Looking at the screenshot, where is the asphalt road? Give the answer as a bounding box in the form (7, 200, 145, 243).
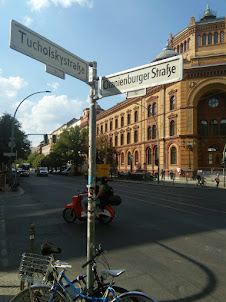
(1, 172, 226, 302)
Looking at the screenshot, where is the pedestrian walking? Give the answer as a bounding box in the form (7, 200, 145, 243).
(161, 169, 164, 180)
(170, 170, 174, 180)
(215, 173, 220, 188)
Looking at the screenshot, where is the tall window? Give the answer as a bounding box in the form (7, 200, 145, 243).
(97, 127, 99, 135)
(220, 31, 224, 43)
(115, 119, 118, 129)
(148, 104, 152, 117)
(180, 43, 183, 53)
(121, 116, 124, 127)
(121, 134, 124, 145)
(127, 114, 131, 125)
(170, 120, 175, 136)
(171, 147, 177, 165)
(152, 125, 156, 139)
(202, 34, 206, 45)
(208, 33, 212, 44)
(134, 130, 138, 143)
(209, 119, 218, 136)
(135, 151, 139, 165)
(110, 121, 112, 131)
(134, 111, 138, 122)
(170, 96, 175, 110)
(214, 32, 218, 44)
(115, 135, 118, 146)
(153, 103, 157, 115)
(199, 120, 208, 136)
(101, 125, 103, 134)
(197, 35, 201, 46)
(128, 152, 131, 165)
(184, 40, 187, 51)
(147, 148, 152, 165)
(105, 123, 108, 132)
(121, 153, 124, 165)
(220, 119, 226, 135)
(148, 126, 152, 140)
(188, 38, 191, 49)
(127, 132, 131, 144)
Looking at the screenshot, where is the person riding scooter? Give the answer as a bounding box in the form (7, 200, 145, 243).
(95, 175, 109, 208)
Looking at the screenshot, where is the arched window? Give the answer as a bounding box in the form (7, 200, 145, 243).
(134, 111, 138, 122)
(115, 135, 118, 146)
(202, 34, 206, 45)
(180, 43, 183, 53)
(220, 119, 226, 135)
(135, 151, 139, 165)
(197, 35, 201, 46)
(134, 130, 138, 143)
(199, 120, 208, 136)
(127, 114, 131, 125)
(184, 40, 187, 51)
(152, 125, 156, 139)
(188, 38, 191, 49)
(148, 104, 152, 117)
(220, 31, 224, 43)
(154, 147, 158, 163)
(147, 148, 152, 165)
(148, 126, 152, 140)
(105, 123, 108, 132)
(170, 96, 175, 110)
(121, 116, 124, 127)
(101, 125, 103, 134)
(171, 147, 177, 165)
(153, 103, 157, 115)
(127, 132, 131, 144)
(209, 119, 218, 136)
(121, 134, 124, 145)
(128, 152, 131, 165)
(121, 153, 124, 165)
(214, 32, 218, 44)
(208, 33, 212, 44)
(177, 45, 179, 53)
(110, 121, 112, 131)
(115, 119, 118, 129)
(170, 120, 175, 136)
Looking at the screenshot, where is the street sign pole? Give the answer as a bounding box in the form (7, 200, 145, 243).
(87, 61, 98, 294)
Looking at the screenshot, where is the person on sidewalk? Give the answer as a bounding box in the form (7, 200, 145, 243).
(215, 174, 220, 188)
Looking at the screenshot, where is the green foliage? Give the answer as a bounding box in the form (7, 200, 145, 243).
(96, 134, 117, 167)
(0, 113, 31, 168)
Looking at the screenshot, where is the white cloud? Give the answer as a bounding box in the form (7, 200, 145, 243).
(47, 82, 59, 91)
(27, 0, 93, 11)
(22, 16, 33, 27)
(0, 73, 28, 114)
(18, 94, 85, 147)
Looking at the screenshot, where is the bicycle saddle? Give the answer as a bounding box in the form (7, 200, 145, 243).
(101, 269, 125, 277)
(40, 242, 61, 256)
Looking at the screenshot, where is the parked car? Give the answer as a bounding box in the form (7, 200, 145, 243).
(37, 167, 48, 176)
(19, 169, 29, 177)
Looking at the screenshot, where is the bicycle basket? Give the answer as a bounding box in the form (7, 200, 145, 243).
(19, 253, 52, 284)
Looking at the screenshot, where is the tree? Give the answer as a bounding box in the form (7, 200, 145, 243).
(96, 134, 117, 167)
(0, 113, 31, 168)
(52, 126, 89, 173)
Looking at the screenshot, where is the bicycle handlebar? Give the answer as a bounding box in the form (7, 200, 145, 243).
(82, 244, 104, 268)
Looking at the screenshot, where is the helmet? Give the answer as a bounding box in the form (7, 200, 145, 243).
(100, 176, 108, 184)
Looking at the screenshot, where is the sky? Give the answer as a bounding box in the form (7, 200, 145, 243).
(0, 0, 226, 148)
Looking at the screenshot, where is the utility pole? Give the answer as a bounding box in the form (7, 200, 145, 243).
(87, 61, 98, 294)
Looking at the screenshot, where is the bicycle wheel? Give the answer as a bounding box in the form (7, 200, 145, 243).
(10, 285, 67, 302)
(113, 291, 158, 302)
(94, 284, 128, 298)
(20, 280, 33, 291)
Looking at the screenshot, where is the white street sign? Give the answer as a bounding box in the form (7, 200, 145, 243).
(100, 55, 183, 98)
(45, 65, 65, 79)
(10, 20, 89, 83)
(127, 88, 147, 99)
(4, 152, 16, 157)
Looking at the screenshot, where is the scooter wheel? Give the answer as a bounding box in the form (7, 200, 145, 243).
(63, 208, 77, 223)
(99, 216, 113, 224)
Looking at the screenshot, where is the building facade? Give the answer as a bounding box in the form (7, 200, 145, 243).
(81, 6, 226, 177)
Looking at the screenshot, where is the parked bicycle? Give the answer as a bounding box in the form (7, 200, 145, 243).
(19, 243, 128, 297)
(12, 244, 158, 302)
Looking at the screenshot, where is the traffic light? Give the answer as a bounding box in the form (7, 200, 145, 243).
(155, 159, 159, 166)
(43, 134, 48, 145)
(52, 135, 57, 143)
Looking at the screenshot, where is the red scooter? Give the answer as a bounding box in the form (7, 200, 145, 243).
(63, 192, 115, 224)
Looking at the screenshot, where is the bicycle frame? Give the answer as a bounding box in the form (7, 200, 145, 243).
(51, 270, 119, 302)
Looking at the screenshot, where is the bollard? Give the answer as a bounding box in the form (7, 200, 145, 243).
(29, 224, 36, 253)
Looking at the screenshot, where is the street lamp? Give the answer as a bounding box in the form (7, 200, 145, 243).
(182, 140, 197, 170)
(10, 90, 51, 154)
(135, 102, 160, 183)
